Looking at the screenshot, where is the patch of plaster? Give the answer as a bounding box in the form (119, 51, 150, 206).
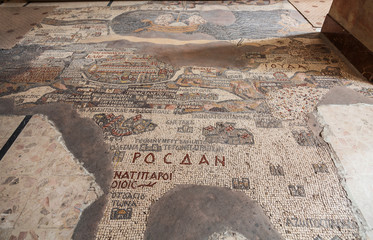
(317, 86, 373, 106)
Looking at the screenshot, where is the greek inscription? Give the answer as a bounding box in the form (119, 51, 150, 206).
(166, 120, 195, 125)
(112, 200, 137, 208)
(264, 63, 307, 70)
(286, 217, 358, 229)
(255, 117, 282, 128)
(311, 76, 342, 89)
(129, 152, 226, 166)
(113, 171, 173, 181)
(139, 144, 162, 151)
(177, 125, 194, 133)
(111, 192, 146, 200)
(111, 170, 173, 189)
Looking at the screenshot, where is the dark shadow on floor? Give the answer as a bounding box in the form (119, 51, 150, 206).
(0, 98, 113, 240)
(145, 185, 284, 240)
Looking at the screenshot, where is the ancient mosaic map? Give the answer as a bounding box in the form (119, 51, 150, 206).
(1, 1, 372, 240)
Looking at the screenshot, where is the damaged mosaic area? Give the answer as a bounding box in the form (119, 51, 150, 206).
(1, 1, 373, 240)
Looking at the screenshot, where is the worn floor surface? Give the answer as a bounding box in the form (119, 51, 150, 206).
(0, 1, 372, 240)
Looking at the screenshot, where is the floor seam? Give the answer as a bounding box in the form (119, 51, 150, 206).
(0, 115, 32, 161)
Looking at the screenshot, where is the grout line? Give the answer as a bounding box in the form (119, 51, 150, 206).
(23, 1, 30, 7)
(286, 0, 319, 28)
(0, 115, 32, 161)
(107, 0, 113, 7)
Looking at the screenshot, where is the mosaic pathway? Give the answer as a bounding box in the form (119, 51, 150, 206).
(0, 1, 372, 240)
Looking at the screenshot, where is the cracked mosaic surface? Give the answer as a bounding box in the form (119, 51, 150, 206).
(0, 1, 373, 239)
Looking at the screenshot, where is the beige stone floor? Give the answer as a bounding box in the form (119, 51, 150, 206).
(0, 115, 24, 148)
(317, 104, 373, 240)
(0, 115, 102, 240)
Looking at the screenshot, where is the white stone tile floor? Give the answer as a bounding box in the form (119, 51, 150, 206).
(317, 103, 373, 240)
(0, 115, 102, 240)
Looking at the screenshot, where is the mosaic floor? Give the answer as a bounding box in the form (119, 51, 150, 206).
(0, 1, 372, 240)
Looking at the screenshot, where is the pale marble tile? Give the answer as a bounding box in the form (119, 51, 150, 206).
(345, 176, 373, 227)
(0, 114, 102, 239)
(0, 136, 56, 176)
(0, 229, 12, 240)
(0, 176, 37, 229)
(14, 175, 97, 230)
(367, 229, 373, 240)
(317, 103, 373, 237)
(0, 128, 8, 138)
(6, 228, 75, 240)
(18, 115, 59, 139)
(46, 152, 88, 177)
